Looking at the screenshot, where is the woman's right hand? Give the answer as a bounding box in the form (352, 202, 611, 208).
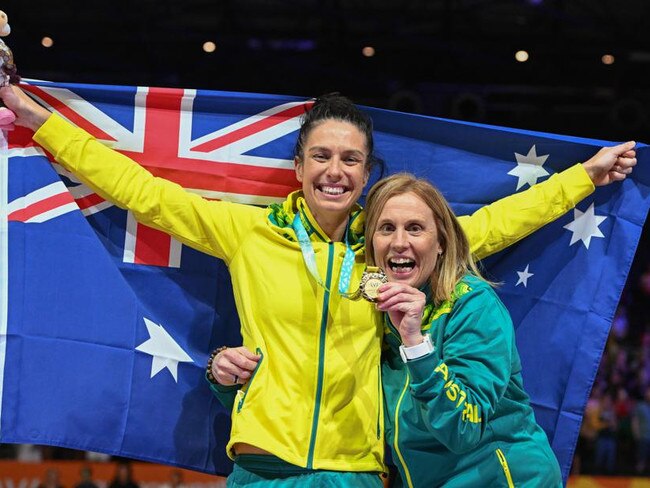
(211, 346, 260, 386)
(376, 282, 427, 347)
(0, 84, 51, 131)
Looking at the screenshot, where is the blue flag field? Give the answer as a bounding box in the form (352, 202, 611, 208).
(0, 80, 649, 480)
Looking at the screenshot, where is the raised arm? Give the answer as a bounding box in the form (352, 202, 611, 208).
(1, 85, 261, 261)
(459, 142, 637, 260)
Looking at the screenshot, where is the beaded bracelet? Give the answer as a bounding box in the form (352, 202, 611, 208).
(206, 346, 228, 385)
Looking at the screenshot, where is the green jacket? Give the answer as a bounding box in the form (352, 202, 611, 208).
(382, 276, 562, 487)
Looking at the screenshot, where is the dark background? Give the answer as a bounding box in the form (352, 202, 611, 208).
(3, 0, 650, 142)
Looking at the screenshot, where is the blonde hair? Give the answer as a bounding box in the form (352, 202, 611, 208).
(364, 173, 486, 305)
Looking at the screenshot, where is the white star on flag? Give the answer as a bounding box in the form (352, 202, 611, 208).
(508, 145, 550, 190)
(563, 203, 607, 249)
(516, 264, 534, 287)
(135, 317, 194, 382)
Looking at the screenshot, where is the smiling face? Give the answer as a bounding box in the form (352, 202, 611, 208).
(372, 192, 442, 288)
(294, 119, 369, 225)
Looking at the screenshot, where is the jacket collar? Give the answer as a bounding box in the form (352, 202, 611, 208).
(267, 190, 365, 250)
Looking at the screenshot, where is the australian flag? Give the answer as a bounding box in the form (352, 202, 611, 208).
(1, 80, 648, 480)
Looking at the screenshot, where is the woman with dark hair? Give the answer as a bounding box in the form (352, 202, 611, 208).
(108, 461, 140, 488)
(366, 173, 562, 487)
(0, 85, 634, 487)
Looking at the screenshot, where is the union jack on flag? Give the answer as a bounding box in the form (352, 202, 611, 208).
(0, 80, 649, 479)
(9, 82, 310, 266)
(1, 81, 313, 474)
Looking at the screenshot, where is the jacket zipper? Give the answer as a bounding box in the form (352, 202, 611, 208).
(236, 347, 264, 413)
(376, 364, 382, 440)
(495, 448, 515, 488)
(393, 373, 415, 488)
(306, 242, 334, 469)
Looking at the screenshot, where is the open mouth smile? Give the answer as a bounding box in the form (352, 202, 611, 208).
(387, 257, 416, 274)
(317, 184, 348, 196)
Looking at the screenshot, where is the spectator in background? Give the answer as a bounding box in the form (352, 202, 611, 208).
(614, 387, 635, 473)
(640, 332, 650, 390)
(633, 387, 650, 474)
(16, 443, 43, 461)
(163, 470, 184, 488)
(38, 469, 63, 488)
(75, 466, 99, 488)
(0, 443, 16, 459)
(594, 392, 618, 474)
(85, 450, 111, 462)
(42, 446, 85, 460)
(108, 461, 139, 488)
(609, 353, 626, 393)
(639, 263, 650, 297)
(611, 305, 630, 342)
(575, 385, 605, 474)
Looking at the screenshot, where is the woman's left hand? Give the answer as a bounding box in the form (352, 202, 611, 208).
(376, 282, 427, 346)
(582, 141, 637, 186)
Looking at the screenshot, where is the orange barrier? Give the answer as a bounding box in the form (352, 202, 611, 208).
(0, 461, 226, 486)
(3, 463, 649, 488)
(567, 476, 650, 487)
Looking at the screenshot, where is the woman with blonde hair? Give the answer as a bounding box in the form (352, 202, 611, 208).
(367, 173, 562, 487)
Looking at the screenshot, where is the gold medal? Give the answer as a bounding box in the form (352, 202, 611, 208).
(340, 266, 388, 302)
(358, 266, 388, 302)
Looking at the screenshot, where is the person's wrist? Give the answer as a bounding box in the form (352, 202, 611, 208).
(401, 333, 425, 347)
(399, 335, 435, 363)
(27, 107, 51, 132)
(206, 346, 228, 385)
(584, 166, 598, 184)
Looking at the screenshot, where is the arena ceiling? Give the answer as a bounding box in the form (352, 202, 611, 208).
(4, 0, 650, 138)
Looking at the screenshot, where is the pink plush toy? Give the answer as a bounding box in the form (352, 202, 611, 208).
(0, 10, 19, 126)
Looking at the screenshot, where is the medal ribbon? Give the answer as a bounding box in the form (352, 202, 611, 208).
(292, 213, 356, 295)
(338, 246, 357, 296)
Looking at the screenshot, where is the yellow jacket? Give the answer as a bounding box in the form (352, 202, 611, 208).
(34, 113, 594, 473)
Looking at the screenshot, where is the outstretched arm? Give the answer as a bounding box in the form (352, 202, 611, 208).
(460, 143, 637, 260)
(0, 84, 50, 130)
(0, 85, 261, 261)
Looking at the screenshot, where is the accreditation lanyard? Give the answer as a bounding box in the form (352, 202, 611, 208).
(292, 212, 356, 295)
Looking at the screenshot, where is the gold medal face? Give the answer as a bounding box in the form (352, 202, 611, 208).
(359, 267, 388, 302)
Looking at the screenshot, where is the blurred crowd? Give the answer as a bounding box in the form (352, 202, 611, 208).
(0, 458, 179, 488)
(0, 443, 111, 462)
(573, 226, 650, 476)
